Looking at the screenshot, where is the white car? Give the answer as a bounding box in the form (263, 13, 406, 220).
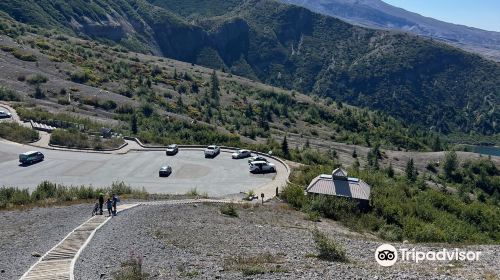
(204, 145, 220, 158)
(248, 156, 269, 164)
(232, 149, 252, 159)
(0, 110, 12, 119)
(249, 161, 276, 173)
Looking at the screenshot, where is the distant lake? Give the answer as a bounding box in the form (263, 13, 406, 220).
(466, 145, 500, 157)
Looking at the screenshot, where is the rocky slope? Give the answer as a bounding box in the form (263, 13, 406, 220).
(281, 0, 500, 61)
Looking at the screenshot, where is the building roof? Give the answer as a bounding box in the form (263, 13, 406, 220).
(306, 174, 371, 201)
(332, 167, 348, 177)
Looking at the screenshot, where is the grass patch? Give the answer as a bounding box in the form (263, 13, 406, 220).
(12, 49, 37, 61)
(0, 181, 148, 210)
(0, 122, 39, 143)
(225, 253, 286, 276)
(220, 203, 239, 217)
(26, 74, 48, 85)
(311, 228, 348, 262)
(113, 253, 149, 280)
(185, 187, 208, 198)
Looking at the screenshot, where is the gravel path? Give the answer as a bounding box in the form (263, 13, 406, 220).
(0, 203, 93, 279)
(75, 203, 499, 279)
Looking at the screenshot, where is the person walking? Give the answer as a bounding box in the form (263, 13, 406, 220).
(98, 193, 104, 215)
(106, 198, 113, 217)
(112, 194, 118, 216)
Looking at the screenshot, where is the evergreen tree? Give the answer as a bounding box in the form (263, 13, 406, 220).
(282, 135, 290, 159)
(210, 70, 220, 101)
(131, 113, 138, 134)
(432, 136, 442, 151)
(245, 103, 253, 118)
(443, 150, 459, 180)
(386, 161, 395, 178)
(176, 96, 184, 113)
(405, 158, 417, 182)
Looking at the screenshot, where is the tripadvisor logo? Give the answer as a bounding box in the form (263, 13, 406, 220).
(375, 244, 398, 267)
(375, 244, 482, 267)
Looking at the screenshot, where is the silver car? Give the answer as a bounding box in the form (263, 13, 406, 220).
(249, 161, 276, 173)
(232, 149, 252, 159)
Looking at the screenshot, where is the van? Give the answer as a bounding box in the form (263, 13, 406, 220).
(19, 151, 44, 164)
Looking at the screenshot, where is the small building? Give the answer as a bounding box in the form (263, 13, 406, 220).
(306, 168, 371, 208)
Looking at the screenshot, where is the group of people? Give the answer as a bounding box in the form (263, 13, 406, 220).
(93, 193, 119, 217)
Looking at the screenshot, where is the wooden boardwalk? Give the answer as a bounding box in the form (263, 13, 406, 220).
(20, 204, 138, 280)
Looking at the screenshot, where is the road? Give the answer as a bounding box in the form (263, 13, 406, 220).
(0, 140, 276, 196)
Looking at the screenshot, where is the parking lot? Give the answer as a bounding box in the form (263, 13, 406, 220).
(0, 141, 276, 196)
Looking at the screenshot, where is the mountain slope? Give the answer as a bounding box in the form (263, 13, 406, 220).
(280, 0, 500, 61)
(0, 0, 498, 135)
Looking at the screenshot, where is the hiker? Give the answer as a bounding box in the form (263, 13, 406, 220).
(106, 198, 113, 217)
(98, 193, 104, 215)
(92, 199, 99, 216)
(112, 194, 118, 216)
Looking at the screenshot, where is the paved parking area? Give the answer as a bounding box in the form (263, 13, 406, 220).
(0, 141, 275, 196)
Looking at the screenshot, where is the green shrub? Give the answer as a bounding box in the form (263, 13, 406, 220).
(311, 228, 347, 262)
(0, 122, 39, 143)
(0, 187, 31, 207)
(220, 203, 239, 217)
(280, 184, 306, 209)
(50, 129, 124, 150)
(26, 74, 48, 85)
(0, 181, 147, 210)
(0, 86, 21, 101)
(377, 224, 403, 242)
(70, 71, 90, 83)
(12, 49, 37, 61)
(31, 181, 57, 200)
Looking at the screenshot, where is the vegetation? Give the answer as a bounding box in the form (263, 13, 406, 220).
(282, 155, 500, 244)
(0, 0, 497, 136)
(0, 122, 38, 143)
(50, 129, 124, 150)
(0, 86, 21, 101)
(225, 253, 285, 276)
(311, 228, 348, 262)
(220, 203, 239, 217)
(0, 181, 148, 210)
(113, 253, 149, 280)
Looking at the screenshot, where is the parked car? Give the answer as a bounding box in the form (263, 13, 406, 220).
(0, 110, 12, 119)
(159, 166, 172, 177)
(166, 144, 179, 155)
(204, 145, 220, 158)
(232, 149, 252, 159)
(249, 161, 276, 173)
(248, 156, 269, 164)
(19, 151, 44, 165)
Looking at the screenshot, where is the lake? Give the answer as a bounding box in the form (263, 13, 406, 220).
(466, 145, 500, 157)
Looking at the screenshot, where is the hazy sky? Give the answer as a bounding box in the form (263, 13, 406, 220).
(383, 0, 500, 32)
